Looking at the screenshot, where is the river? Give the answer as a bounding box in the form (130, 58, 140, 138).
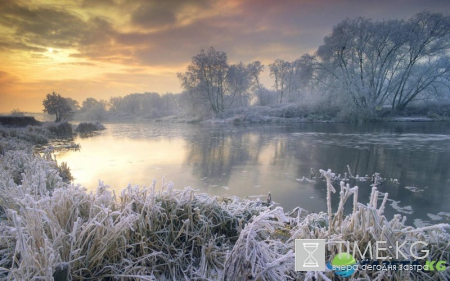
(56, 121, 450, 227)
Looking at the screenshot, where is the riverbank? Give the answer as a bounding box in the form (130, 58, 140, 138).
(1, 125, 449, 280)
(0, 116, 42, 127)
(153, 103, 450, 124)
(6, 104, 449, 125)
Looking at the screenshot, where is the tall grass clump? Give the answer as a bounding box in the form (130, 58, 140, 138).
(0, 149, 65, 227)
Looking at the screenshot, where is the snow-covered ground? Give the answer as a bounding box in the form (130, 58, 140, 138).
(154, 103, 449, 124)
(388, 116, 434, 122)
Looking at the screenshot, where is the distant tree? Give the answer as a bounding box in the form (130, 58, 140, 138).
(230, 61, 265, 107)
(296, 54, 316, 92)
(178, 48, 263, 115)
(43, 92, 74, 122)
(108, 96, 123, 113)
(80, 97, 107, 121)
(227, 62, 256, 107)
(255, 86, 278, 106)
(10, 108, 24, 116)
(247, 61, 265, 104)
(64, 97, 80, 112)
(160, 93, 180, 113)
(286, 58, 313, 102)
(81, 98, 101, 112)
(269, 59, 290, 103)
(178, 47, 230, 114)
(107, 92, 177, 119)
(269, 58, 313, 103)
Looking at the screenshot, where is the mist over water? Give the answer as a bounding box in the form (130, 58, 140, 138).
(56, 122, 450, 227)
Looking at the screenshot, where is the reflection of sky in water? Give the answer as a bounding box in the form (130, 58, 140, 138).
(57, 136, 187, 188)
(56, 122, 450, 227)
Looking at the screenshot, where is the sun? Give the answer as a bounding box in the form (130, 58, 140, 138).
(48, 47, 53, 53)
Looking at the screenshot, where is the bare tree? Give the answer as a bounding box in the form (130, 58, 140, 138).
(179, 48, 264, 114)
(178, 47, 229, 114)
(227, 62, 252, 107)
(247, 61, 265, 105)
(313, 11, 450, 112)
(80, 97, 108, 121)
(269, 59, 290, 103)
(227, 61, 264, 107)
(391, 11, 450, 110)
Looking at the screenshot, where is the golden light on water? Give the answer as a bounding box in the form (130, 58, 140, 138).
(56, 135, 187, 192)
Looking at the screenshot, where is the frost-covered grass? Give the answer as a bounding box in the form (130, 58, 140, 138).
(204, 104, 337, 124)
(154, 101, 450, 124)
(152, 104, 337, 124)
(0, 149, 269, 279)
(0, 125, 51, 148)
(0, 122, 75, 150)
(0, 134, 449, 280)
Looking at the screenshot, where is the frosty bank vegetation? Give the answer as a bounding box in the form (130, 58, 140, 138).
(0, 126, 449, 280)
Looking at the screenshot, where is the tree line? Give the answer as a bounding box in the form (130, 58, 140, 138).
(42, 11, 450, 122)
(42, 92, 182, 122)
(178, 11, 450, 119)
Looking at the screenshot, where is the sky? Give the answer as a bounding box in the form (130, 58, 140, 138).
(1, 0, 450, 113)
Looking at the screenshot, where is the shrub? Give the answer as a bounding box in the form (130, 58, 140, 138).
(74, 122, 105, 135)
(44, 122, 73, 138)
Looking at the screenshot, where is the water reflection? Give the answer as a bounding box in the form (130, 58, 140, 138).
(56, 122, 450, 226)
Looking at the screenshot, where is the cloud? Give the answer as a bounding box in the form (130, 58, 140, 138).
(3, 0, 450, 66)
(0, 40, 46, 52)
(0, 70, 19, 86)
(4, 0, 447, 69)
(59, 62, 97, 66)
(0, 0, 118, 62)
(129, 0, 211, 30)
(81, 0, 117, 8)
(0, 1, 85, 49)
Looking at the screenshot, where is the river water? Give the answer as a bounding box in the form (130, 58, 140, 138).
(56, 121, 450, 227)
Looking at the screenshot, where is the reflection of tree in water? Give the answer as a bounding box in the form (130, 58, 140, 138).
(183, 128, 270, 186)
